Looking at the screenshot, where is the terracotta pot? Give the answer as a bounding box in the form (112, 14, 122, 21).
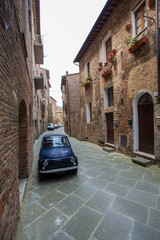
(104, 62, 108, 66)
(85, 81, 91, 87)
(99, 62, 102, 67)
(98, 68, 102, 71)
(148, 0, 155, 9)
(125, 24, 131, 32)
(112, 49, 116, 54)
(128, 36, 147, 53)
(102, 70, 112, 77)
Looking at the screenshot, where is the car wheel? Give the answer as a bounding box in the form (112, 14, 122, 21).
(72, 169, 78, 175)
(38, 171, 44, 180)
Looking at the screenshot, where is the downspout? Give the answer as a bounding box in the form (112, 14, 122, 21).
(156, 0, 160, 103)
(66, 79, 71, 136)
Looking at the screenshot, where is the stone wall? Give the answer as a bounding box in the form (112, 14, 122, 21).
(78, 0, 159, 158)
(0, 1, 33, 239)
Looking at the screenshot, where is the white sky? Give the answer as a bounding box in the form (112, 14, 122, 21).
(40, 0, 107, 106)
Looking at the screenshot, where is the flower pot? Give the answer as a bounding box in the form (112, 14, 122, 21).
(148, 0, 155, 9)
(112, 49, 116, 54)
(99, 62, 102, 67)
(85, 81, 91, 87)
(98, 68, 102, 71)
(128, 36, 147, 53)
(125, 24, 131, 32)
(102, 70, 112, 77)
(104, 62, 108, 66)
(87, 77, 92, 81)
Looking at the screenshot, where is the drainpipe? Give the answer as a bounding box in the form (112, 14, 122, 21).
(156, 0, 160, 103)
(66, 79, 71, 136)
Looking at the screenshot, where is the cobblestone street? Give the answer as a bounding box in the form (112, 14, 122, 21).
(15, 128, 160, 240)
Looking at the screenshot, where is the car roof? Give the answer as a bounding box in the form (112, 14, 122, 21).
(43, 134, 68, 139)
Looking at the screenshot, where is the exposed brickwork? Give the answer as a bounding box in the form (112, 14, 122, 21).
(61, 73, 80, 137)
(0, 1, 33, 239)
(76, 0, 160, 160)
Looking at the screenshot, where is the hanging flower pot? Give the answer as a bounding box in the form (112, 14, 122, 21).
(148, 0, 155, 9)
(99, 62, 102, 67)
(128, 36, 147, 53)
(112, 49, 116, 54)
(104, 62, 108, 66)
(84, 81, 91, 87)
(125, 24, 131, 32)
(102, 70, 112, 78)
(98, 68, 102, 71)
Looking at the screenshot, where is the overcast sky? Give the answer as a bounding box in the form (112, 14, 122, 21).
(40, 0, 107, 106)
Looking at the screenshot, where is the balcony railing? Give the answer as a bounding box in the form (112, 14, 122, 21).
(34, 34, 44, 64)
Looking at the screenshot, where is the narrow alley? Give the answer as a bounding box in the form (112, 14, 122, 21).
(15, 128, 160, 240)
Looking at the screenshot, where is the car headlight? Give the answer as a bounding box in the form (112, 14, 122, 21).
(70, 157, 76, 163)
(43, 160, 48, 167)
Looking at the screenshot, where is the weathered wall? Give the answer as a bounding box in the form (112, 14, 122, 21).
(0, 1, 33, 239)
(78, 0, 159, 158)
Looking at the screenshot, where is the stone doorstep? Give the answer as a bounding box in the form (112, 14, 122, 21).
(104, 143, 115, 148)
(132, 157, 152, 167)
(134, 151, 155, 161)
(103, 146, 115, 153)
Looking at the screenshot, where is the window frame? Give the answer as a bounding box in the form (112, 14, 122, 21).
(102, 31, 112, 65)
(132, 0, 147, 37)
(86, 101, 92, 123)
(85, 61, 91, 78)
(104, 85, 114, 108)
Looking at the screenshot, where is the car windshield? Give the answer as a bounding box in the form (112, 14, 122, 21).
(42, 136, 70, 149)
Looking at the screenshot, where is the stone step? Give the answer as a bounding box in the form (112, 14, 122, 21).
(104, 143, 115, 148)
(103, 147, 114, 153)
(132, 157, 152, 167)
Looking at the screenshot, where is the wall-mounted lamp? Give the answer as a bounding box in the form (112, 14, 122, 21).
(114, 119, 118, 126)
(128, 119, 132, 126)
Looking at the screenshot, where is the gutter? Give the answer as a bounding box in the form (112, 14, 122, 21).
(156, 0, 160, 103)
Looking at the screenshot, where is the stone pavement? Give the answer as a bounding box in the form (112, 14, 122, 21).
(14, 128, 160, 240)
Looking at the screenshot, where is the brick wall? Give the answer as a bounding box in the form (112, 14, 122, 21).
(62, 73, 80, 137)
(78, 0, 159, 158)
(0, 1, 33, 239)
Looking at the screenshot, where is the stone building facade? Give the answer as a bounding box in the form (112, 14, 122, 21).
(0, 0, 34, 239)
(74, 0, 160, 161)
(48, 96, 57, 124)
(0, 0, 47, 239)
(61, 73, 80, 137)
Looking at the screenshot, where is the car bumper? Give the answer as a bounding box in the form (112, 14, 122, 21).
(39, 166, 78, 174)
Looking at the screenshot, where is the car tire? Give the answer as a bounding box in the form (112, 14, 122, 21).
(38, 171, 44, 181)
(72, 169, 78, 175)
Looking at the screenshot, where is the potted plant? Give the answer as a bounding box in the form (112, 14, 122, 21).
(99, 62, 102, 67)
(125, 36, 147, 53)
(108, 53, 116, 62)
(81, 75, 92, 87)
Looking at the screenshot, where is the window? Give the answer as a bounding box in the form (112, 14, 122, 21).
(108, 87, 113, 107)
(106, 37, 112, 61)
(85, 61, 90, 77)
(87, 62, 90, 76)
(135, 2, 147, 35)
(42, 136, 70, 149)
(86, 102, 92, 123)
(104, 86, 114, 108)
(102, 31, 112, 64)
(132, 1, 147, 36)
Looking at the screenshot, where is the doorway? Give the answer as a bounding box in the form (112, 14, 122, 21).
(105, 112, 114, 144)
(138, 93, 154, 154)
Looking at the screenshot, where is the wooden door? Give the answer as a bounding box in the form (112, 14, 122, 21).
(106, 112, 114, 144)
(138, 93, 154, 154)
